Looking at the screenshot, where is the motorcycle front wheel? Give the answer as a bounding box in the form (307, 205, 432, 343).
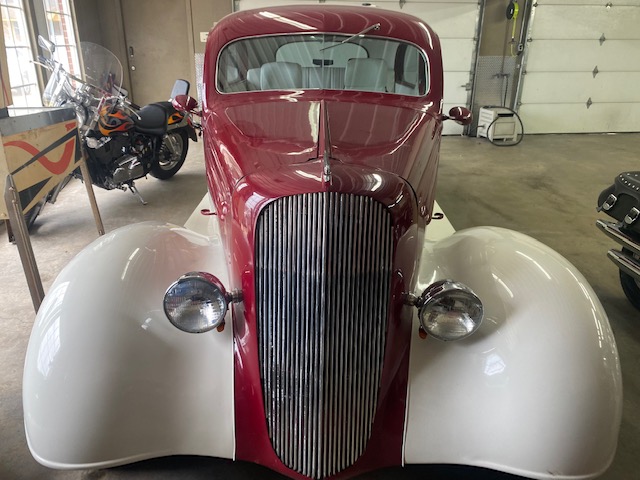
(150, 129, 188, 180)
(619, 247, 640, 311)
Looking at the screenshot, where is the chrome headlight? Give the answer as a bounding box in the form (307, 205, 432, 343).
(417, 280, 484, 341)
(163, 272, 229, 333)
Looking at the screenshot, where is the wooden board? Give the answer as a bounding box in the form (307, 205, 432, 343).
(0, 111, 79, 218)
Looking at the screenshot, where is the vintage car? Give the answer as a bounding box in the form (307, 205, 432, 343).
(24, 5, 622, 480)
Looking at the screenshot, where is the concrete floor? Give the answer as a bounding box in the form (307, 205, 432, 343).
(1, 134, 638, 479)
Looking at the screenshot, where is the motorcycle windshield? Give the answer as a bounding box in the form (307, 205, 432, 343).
(42, 65, 68, 107)
(80, 42, 123, 95)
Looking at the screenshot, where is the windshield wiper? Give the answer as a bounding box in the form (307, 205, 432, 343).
(319, 23, 381, 52)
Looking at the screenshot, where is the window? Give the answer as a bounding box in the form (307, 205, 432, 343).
(42, 0, 79, 77)
(217, 33, 428, 96)
(1, 0, 41, 107)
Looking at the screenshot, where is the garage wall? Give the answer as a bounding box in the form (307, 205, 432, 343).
(73, 0, 102, 45)
(74, 0, 231, 101)
(518, 0, 640, 133)
(190, 0, 232, 54)
(234, 0, 481, 135)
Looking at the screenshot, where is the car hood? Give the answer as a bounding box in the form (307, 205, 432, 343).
(212, 98, 434, 184)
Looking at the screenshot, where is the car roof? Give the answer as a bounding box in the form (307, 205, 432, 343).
(211, 5, 440, 54)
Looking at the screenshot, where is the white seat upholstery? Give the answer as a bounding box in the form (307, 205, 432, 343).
(344, 58, 390, 92)
(260, 62, 302, 90)
(302, 67, 346, 89)
(247, 68, 261, 90)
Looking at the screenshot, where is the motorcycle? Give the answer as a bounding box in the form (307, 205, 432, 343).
(34, 35, 198, 206)
(597, 171, 640, 310)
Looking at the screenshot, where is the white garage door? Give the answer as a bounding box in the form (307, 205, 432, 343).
(234, 0, 481, 135)
(519, 0, 640, 133)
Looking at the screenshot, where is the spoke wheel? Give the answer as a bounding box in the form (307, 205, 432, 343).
(150, 129, 188, 180)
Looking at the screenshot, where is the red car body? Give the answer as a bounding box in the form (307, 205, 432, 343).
(201, 6, 447, 479)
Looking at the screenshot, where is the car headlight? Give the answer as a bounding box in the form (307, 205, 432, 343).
(163, 272, 229, 333)
(417, 280, 484, 341)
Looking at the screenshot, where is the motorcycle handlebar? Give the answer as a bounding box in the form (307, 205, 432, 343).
(32, 57, 52, 71)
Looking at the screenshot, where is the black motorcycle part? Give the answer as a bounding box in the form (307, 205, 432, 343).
(619, 248, 640, 311)
(134, 104, 168, 136)
(597, 172, 640, 233)
(150, 129, 188, 180)
(84, 148, 112, 189)
(89, 135, 129, 165)
(23, 198, 46, 230)
(186, 125, 198, 142)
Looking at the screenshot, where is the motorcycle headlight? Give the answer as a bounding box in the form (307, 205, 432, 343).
(417, 280, 483, 341)
(163, 272, 229, 333)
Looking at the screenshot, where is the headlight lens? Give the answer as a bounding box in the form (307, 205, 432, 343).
(163, 272, 228, 333)
(418, 280, 484, 341)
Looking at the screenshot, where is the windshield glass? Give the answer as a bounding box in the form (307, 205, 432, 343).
(80, 42, 123, 95)
(217, 34, 428, 96)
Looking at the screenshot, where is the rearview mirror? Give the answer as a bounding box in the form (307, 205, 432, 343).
(38, 35, 55, 54)
(444, 106, 472, 126)
(172, 94, 199, 115)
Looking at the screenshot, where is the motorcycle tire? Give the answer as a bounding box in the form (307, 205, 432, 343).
(151, 129, 189, 180)
(619, 247, 640, 311)
(24, 198, 47, 230)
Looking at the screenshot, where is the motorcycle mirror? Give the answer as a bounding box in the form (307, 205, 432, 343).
(38, 35, 55, 54)
(170, 79, 190, 99)
(172, 94, 199, 115)
(443, 106, 472, 126)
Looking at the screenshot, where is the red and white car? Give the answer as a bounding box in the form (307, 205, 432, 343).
(24, 6, 621, 480)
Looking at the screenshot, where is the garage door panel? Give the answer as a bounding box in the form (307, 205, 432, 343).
(441, 39, 474, 71)
(443, 72, 470, 105)
(526, 39, 640, 72)
(519, 103, 640, 134)
(392, 2, 478, 39)
(520, 72, 640, 104)
(520, 0, 640, 132)
(531, 5, 640, 40)
(537, 0, 640, 5)
(238, 1, 478, 40)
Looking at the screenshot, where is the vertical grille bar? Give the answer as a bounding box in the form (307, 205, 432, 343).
(256, 192, 392, 479)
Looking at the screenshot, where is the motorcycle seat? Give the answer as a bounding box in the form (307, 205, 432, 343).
(152, 101, 174, 112)
(134, 104, 167, 136)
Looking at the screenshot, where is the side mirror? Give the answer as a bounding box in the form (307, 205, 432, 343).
(444, 106, 472, 126)
(172, 94, 200, 115)
(38, 35, 55, 54)
(170, 79, 190, 99)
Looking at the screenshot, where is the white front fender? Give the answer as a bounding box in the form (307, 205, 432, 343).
(23, 222, 234, 468)
(405, 227, 622, 479)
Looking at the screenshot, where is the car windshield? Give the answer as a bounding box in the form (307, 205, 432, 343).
(217, 33, 428, 96)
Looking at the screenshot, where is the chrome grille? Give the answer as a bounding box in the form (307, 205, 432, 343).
(256, 192, 393, 479)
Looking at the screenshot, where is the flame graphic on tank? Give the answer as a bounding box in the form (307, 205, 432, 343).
(98, 106, 134, 136)
(168, 112, 184, 125)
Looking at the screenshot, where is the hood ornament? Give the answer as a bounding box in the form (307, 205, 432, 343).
(318, 99, 332, 185)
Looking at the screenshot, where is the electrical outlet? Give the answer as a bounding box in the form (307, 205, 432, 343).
(200, 32, 208, 43)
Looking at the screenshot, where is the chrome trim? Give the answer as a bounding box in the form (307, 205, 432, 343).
(256, 192, 393, 479)
(608, 249, 640, 280)
(625, 207, 640, 225)
(596, 219, 640, 257)
(602, 193, 617, 211)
